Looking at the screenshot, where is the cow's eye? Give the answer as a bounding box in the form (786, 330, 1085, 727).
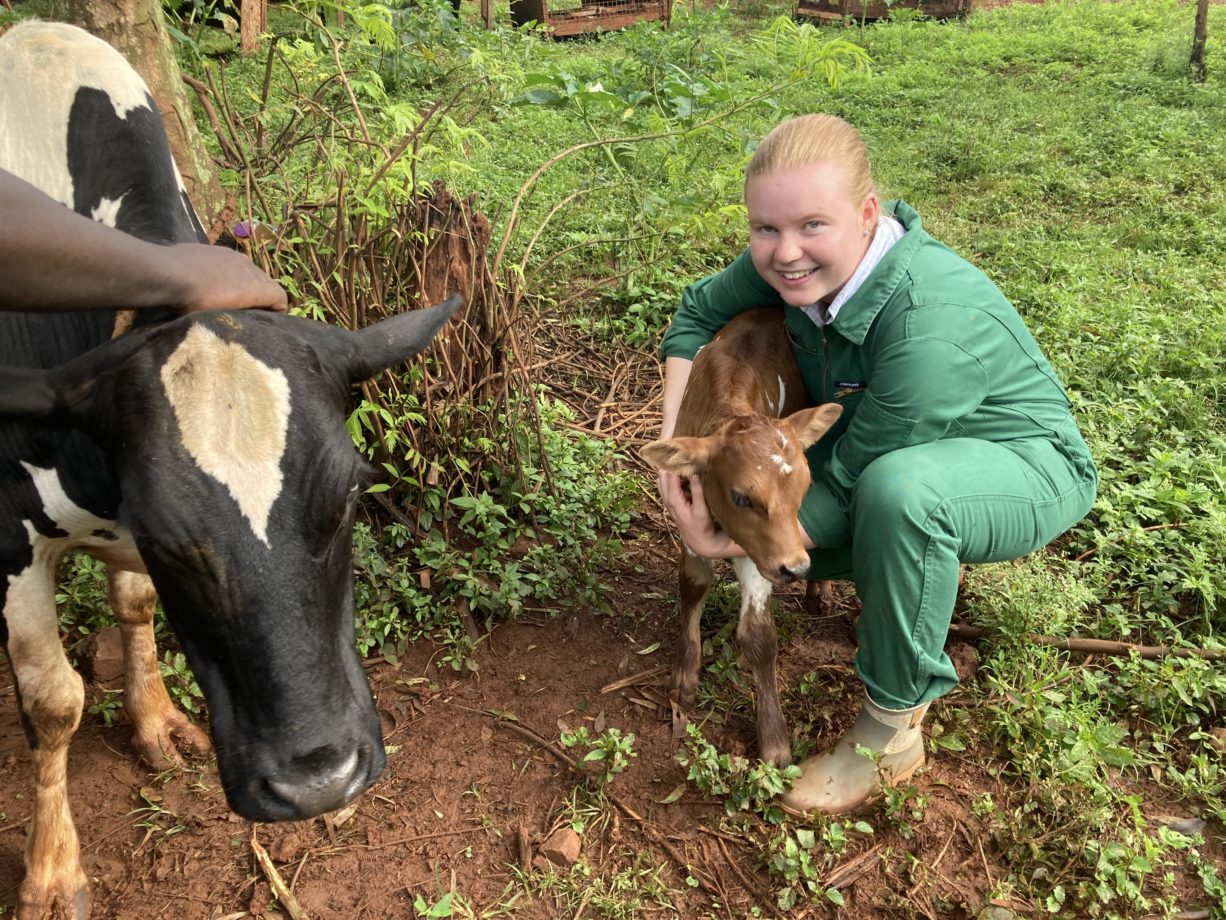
(731, 490, 753, 510)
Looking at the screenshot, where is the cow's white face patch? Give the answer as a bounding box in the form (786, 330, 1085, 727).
(160, 325, 291, 547)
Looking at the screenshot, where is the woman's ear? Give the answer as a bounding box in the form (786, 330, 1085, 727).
(861, 192, 880, 235)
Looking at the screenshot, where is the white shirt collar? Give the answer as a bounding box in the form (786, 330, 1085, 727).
(802, 213, 906, 328)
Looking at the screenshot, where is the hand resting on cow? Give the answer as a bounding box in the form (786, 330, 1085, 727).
(0, 167, 287, 315)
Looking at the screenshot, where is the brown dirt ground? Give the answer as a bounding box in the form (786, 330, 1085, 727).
(0, 531, 1222, 919)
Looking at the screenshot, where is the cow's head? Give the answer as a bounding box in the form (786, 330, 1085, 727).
(642, 404, 842, 585)
(0, 296, 461, 821)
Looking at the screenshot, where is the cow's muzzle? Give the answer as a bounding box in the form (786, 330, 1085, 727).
(248, 739, 384, 821)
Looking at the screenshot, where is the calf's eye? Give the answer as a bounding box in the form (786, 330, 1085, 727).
(731, 490, 753, 510)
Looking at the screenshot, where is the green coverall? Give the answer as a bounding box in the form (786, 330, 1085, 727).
(660, 201, 1098, 710)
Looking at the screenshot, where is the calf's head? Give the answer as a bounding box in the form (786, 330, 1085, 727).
(0, 297, 461, 821)
(643, 404, 842, 585)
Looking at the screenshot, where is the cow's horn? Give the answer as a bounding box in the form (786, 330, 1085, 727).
(345, 294, 463, 383)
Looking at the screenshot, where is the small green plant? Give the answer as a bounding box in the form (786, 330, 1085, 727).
(877, 774, 930, 841)
(559, 726, 637, 787)
(765, 826, 853, 911)
(351, 395, 636, 665)
(56, 552, 111, 650)
(677, 723, 800, 824)
(130, 786, 188, 850)
(88, 690, 124, 728)
(159, 651, 204, 717)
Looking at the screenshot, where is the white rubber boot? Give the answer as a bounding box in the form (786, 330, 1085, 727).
(780, 696, 928, 815)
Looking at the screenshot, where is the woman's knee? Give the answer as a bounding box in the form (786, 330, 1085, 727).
(850, 449, 946, 528)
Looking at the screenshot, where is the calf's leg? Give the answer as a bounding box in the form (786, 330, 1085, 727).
(108, 569, 210, 766)
(732, 557, 791, 768)
(671, 547, 714, 706)
(4, 560, 89, 920)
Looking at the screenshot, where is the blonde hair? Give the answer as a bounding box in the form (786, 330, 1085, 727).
(745, 114, 876, 206)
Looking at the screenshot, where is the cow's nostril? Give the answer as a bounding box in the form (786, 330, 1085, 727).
(264, 744, 373, 820)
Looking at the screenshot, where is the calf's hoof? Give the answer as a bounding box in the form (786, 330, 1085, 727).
(759, 736, 794, 770)
(668, 677, 698, 709)
(17, 878, 89, 920)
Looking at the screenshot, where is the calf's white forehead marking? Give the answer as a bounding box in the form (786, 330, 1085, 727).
(161, 325, 291, 547)
(769, 430, 794, 474)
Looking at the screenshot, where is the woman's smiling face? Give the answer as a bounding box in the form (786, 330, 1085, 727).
(745, 160, 879, 308)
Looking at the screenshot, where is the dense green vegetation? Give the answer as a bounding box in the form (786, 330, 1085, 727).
(19, 0, 1225, 913)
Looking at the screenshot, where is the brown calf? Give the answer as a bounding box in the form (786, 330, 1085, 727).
(643, 308, 841, 767)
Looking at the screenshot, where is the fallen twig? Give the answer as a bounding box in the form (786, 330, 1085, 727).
(824, 842, 885, 891)
(251, 828, 309, 920)
(600, 664, 670, 694)
(948, 623, 1225, 661)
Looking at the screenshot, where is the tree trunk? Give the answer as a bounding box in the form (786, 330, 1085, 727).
(240, 0, 267, 54)
(58, 0, 228, 237)
(1191, 0, 1209, 82)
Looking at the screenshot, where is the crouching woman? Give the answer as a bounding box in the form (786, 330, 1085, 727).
(656, 114, 1097, 814)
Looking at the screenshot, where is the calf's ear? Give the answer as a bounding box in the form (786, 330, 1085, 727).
(641, 437, 710, 479)
(785, 403, 843, 450)
(344, 294, 464, 383)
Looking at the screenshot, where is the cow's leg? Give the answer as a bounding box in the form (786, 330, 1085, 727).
(5, 560, 90, 920)
(670, 547, 714, 706)
(732, 557, 791, 768)
(107, 569, 210, 766)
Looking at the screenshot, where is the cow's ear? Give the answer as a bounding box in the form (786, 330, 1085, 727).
(344, 295, 463, 383)
(0, 367, 64, 418)
(785, 403, 843, 450)
(0, 360, 102, 424)
(0, 329, 145, 426)
(641, 437, 710, 478)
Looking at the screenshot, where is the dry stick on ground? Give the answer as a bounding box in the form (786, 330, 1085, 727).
(948, 623, 1225, 661)
(600, 664, 671, 694)
(251, 828, 309, 920)
(714, 835, 772, 907)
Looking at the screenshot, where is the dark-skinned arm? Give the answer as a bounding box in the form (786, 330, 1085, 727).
(0, 168, 287, 314)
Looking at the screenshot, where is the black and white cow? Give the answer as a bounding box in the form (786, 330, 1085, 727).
(0, 21, 460, 918)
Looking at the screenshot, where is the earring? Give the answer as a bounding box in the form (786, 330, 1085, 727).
(862, 229, 869, 237)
